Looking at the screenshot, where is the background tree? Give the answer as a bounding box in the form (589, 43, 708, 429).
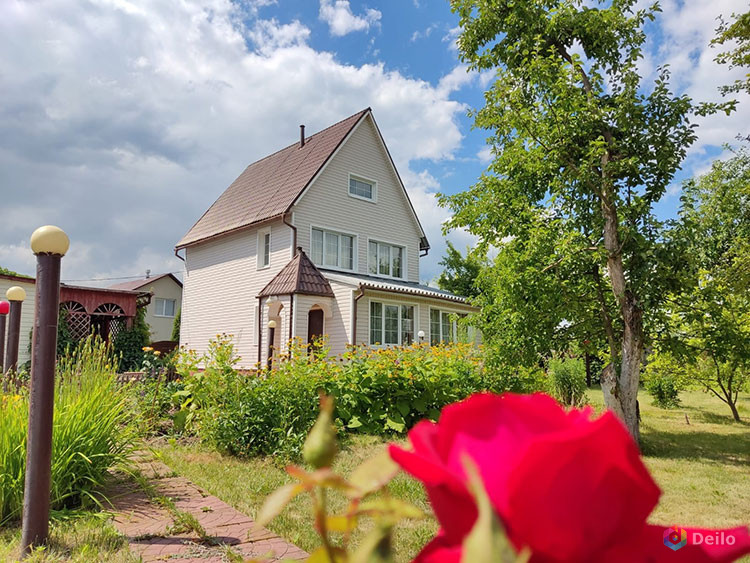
(172, 309, 181, 342)
(713, 9, 750, 96)
(436, 241, 484, 299)
(661, 149, 750, 421)
(442, 0, 731, 439)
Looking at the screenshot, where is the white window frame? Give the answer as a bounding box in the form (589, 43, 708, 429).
(369, 299, 418, 346)
(257, 227, 271, 270)
(154, 297, 177, 318)
(309, 224, 357, 272)
(348, 173, 377, 203)
(429, 308, 460, 345)
(367, 237, 407, 280)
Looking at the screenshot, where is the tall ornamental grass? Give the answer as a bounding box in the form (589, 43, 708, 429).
(0, 336, 136, 525)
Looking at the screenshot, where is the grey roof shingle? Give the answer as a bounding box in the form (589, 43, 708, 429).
(176, 109, 370, 249)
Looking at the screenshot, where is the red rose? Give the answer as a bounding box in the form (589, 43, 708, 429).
(389, 393, 750, 562)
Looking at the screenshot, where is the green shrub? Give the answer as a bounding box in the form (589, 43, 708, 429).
(173, 336, 503, 460)
(113, 306, 150, 371)
(482, 349, 548, 393)
(0, 336, 137, 524)
(642, 351, 685, 408)
(547, 357, 587, 407)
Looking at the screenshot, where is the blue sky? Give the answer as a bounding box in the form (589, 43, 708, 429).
(0, 0, 747, 284)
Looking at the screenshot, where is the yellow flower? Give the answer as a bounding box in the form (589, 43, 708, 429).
(153, 351, 161, 356)
(142, 346, 153, 352)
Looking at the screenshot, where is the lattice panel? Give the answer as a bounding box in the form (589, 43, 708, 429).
(109, 317, 126, 340)
(66, 312, 91, 342)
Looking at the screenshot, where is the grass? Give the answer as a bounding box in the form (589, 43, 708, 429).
(154, 387, 750, 561)
(0, 512, 137, 562)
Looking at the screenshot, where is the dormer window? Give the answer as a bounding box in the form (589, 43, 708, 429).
(349, 174, 376, 202)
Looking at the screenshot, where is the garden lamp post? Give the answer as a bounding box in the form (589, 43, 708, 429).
(267, 319, 276, 371)
(418, 330, 425, 343)
(0, 300, 9, 389)
(21, 225, 69, 556)
(5, 286, 26, 375)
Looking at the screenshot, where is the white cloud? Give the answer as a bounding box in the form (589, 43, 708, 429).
(477, 146, 493, 165)
(442, 26, 461, 52)
(410, 23, 438, 42)
(0, 1, 464, 283)
(399, 168, 477, 283)
(247, 19, 310, 54)
(436, 65, 474, 97)
(319, 0, 381, 37)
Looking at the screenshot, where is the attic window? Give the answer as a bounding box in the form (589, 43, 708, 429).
(349, 175, 375, 201)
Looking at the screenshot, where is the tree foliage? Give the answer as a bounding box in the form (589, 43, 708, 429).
(441, 0, 732, 438)
(712, 9, 750, 96)
(172, 309, 181, 342)
(436, 242, 484, 299)
(661, 148, 750, 421)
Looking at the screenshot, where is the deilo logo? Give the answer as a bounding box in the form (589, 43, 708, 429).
(663, 526, 737, 552)
(663, 526, 687, 551)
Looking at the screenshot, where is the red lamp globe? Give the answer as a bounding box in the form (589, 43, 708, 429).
(0, 301, 9, 315)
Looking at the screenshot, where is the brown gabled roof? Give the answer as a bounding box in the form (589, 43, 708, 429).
(258, 249, 334, 298)
(109, 273, 183, 291)
(176, 108, 371, 249)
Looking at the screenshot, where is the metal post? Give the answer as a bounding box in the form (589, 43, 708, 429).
(21, 226, 68, 556)
(0, 303, 7, 391)
(267, 325, 275, 371)
(5, 291, 25, 374)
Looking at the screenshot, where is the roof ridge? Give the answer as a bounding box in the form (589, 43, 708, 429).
(238, 107, 370, 171)
(176, 108, 371, 249)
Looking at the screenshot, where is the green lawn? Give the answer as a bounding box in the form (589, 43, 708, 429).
(1, 388, 745, 561)
(154, 387, 750, 562)
(0, 512, 137, 562)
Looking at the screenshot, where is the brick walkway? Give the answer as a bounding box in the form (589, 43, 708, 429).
(108, 456, 308, 562)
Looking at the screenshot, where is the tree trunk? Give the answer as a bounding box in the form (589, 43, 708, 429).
(585, 352, 592, 387)
(728, 400, 741, 422)
(599, 174, 644, 442)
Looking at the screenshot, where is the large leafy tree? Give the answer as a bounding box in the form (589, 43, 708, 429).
(661, 149, 750, 421)
(436, 241, 485, 299)
(442, 0, 731, 439)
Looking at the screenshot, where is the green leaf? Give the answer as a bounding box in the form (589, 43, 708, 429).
(255, 482, 305, 527)
(347, 449, 400, 497)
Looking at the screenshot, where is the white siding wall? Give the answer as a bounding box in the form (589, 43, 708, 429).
(180, 220, 293, 368)
(294, 282, 354, 357)
(292, 116, 423, 283)
(0, 278, 36, 368)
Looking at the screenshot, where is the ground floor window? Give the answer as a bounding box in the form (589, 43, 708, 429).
(370, 301, 414, 345)
(430, 309, 456, 345)
(430, 309, 475, 345)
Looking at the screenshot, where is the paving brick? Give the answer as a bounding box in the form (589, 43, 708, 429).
(108, 456, 307, 561)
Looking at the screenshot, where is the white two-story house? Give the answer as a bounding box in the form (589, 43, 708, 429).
(176, 108, 477, 368)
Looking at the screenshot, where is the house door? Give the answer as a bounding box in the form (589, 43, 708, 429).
(307, 309, 324, 349)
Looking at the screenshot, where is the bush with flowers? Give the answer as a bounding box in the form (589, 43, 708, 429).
(169, 335, 546, 460)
